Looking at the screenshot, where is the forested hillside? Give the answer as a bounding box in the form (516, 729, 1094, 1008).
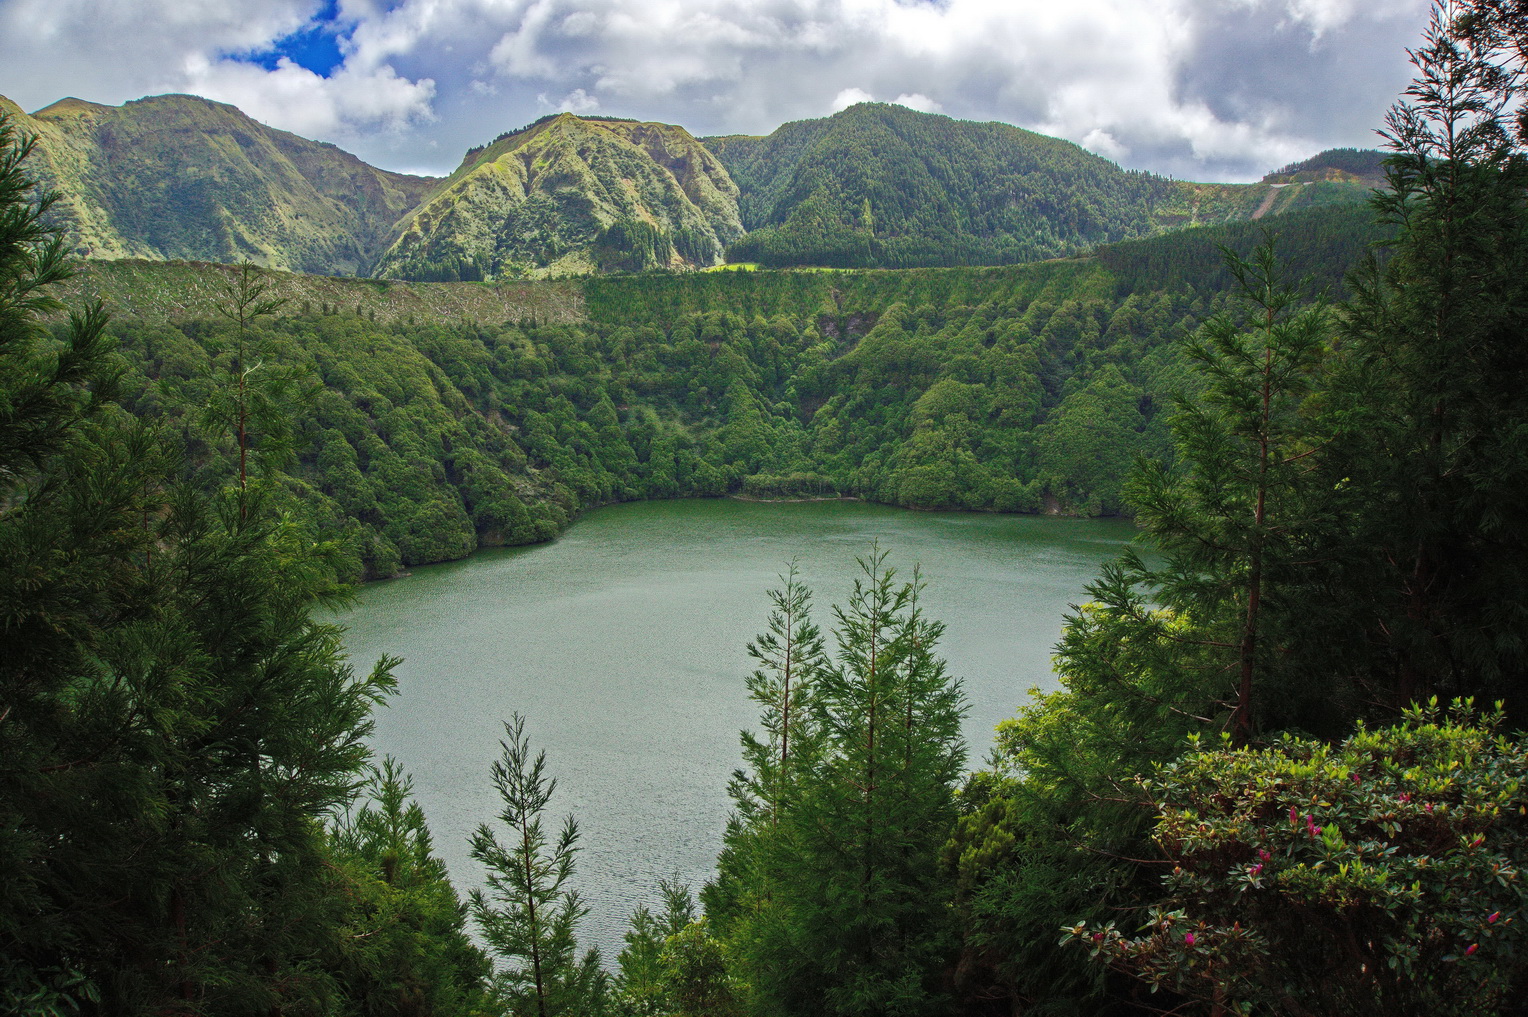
(705, 102, 1173, 267)
(75, 195, 1386, 582)
(703, 102, 1375, 268)
(4, 88, 1378, 279)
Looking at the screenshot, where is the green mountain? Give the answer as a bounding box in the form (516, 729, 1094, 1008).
(702, 102, 1375, 268)
(1, 90, 1378, 279)
(371, 113, 743, 281)
(702, 102, 1172, 268)
(0, 92, 436, 274)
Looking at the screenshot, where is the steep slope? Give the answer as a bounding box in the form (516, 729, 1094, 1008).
(3, 92, 436, 274)
(704, 103, 1376, 269)
(373, 114, 743, 280)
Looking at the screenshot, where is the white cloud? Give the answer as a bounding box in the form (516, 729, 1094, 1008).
(892, 93, 941, 114)
(832, 87, 875, 112)
(0, 0, 1434, 180)
(557, 87, 601, 113)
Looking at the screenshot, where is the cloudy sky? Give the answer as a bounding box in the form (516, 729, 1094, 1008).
(0, 0, 1432, 181)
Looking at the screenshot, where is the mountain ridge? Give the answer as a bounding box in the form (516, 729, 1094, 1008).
(1, 90, 1383, 279)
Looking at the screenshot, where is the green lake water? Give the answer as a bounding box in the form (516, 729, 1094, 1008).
(338, 498, 1136, 962)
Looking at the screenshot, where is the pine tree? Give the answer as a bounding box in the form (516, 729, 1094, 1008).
(735, 562, 827, 828)
(704, 565, 827, 1011)
(727, 550, 966, 1017)
(469, 713, 607, 1017)
(1330, 0, 1528, 714)
(1121, 237, 1333, 739)
(611, 880, 697, 1017)
(329, 758, 494, 1016)
(0, 108, 397, 1014)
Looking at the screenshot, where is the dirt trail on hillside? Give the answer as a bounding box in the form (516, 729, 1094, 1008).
(1252, 182, 1298, 220)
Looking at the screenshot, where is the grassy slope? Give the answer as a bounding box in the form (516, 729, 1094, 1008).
(4, 92, 436, 273)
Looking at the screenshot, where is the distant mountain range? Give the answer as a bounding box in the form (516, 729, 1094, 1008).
(0, 91, 1385, 279)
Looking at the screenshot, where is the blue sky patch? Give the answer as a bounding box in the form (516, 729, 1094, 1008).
(249, 0, 347, 77)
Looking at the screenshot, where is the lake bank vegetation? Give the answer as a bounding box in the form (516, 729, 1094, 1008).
(4, 3, 1528, 1014)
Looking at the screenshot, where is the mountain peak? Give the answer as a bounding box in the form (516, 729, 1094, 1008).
(374, 112, 741, 280)
(32, 96, 116, 119)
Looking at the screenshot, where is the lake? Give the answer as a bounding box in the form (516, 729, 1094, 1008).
(338, 498, 1136, 964)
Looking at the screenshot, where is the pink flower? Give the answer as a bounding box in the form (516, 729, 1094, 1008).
(1352, 773, 1361, 783)
(1249, 864, 1263, 876)
(1185, 932, 1196, 946)
(1093, 932, 1105, 943)
(1425, 802, 1434, 813)
(1399, 792, 1412, 803)
(1466, 943, 1478, 956)
(1306, 815, 1322, 837)
(1489, 912, 1500, 924)
(1258, 849, 1272, 862)
(1289, 806, 1299, 823)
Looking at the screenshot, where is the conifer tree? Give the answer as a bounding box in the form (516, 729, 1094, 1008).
(469, 713, 607, 1017)
(329, 758, 494, 1016)
(612, 880, 697, 1017)
(0, 109, 397, 1014)
(1329, 0, 1528, 714)
(720, 550, 966, 1017)
(1121, 238, 1333, 739)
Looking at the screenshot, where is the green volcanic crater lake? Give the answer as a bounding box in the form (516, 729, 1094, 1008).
(339, 498, 1136, 961)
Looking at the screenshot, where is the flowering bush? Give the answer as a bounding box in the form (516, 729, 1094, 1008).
(1064, 701, 1528, 1015)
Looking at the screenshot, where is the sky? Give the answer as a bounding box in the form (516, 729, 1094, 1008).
(0, 0, 1434, 182)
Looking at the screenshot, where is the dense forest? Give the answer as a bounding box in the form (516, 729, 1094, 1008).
(4, 2, 1528, 1015)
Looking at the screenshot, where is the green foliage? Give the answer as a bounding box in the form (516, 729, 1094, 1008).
(0, 106, 497, 1017)
(1264, 147, 1389, 182)
(1318, 0, 1528, 714)
(1125, 238, 1335, 739)
(329, 759, 495, 1016)
(707, 553, 967, 1017)
(469, 714, 608, 1017)
(1069, 701, 1528, 1016)
(16, 93, 431, 273)
(375, 115, 740, 280)
(1096, 203, 1394, 298)
(612, 880, 699, 1017)
(711, 102, 1175, 269)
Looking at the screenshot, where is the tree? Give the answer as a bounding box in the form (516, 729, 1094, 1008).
(720, 550, 967, 1017)
(735, 563, 827, 829)
(329, 758, 494, 1017)
(0, 109, 397, 1015)
(704, 566, 827, 1011)
(469, 713, 607, 1017)
(1329, 0, 1528, 715)
(612, 880, 697, 1017)
(1124, 238, 1332, 741)
(203, 262, 302, 517)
